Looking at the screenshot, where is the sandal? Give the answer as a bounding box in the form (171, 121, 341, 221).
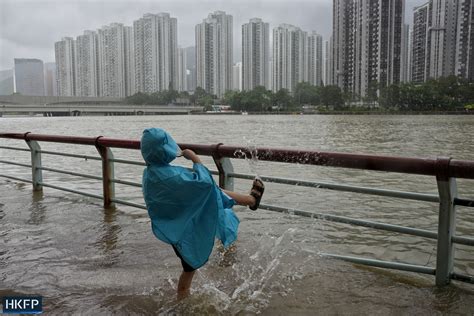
(249, 177, 265, 210)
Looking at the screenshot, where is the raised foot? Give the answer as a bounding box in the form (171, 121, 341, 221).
(249, 177, 265, 211)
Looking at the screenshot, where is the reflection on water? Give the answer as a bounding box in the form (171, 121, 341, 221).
(27, 191, 46, 225)
(91, 207, 121, 268)
(0, 115, 473, 314)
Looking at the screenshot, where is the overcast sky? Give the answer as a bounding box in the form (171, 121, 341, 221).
(0, 0, 426, 70)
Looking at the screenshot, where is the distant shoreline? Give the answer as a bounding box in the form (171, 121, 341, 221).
(1, 110, 473, 118)
(194, 110, 474, 116)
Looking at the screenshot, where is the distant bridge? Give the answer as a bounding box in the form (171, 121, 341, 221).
(0, 104, 203, 116)
(0, 95, 124, 105)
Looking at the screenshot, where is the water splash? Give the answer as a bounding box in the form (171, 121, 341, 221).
(233, 136, 260, 177)
(156, 227, 309, 315)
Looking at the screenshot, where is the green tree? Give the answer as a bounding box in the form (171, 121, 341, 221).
(379, 84, 400, 109)
(190, 87, 209, 105)
(224, 90, 243, 111)
(320, 85, 344, 109)
(294, 82, 321, 106)
(364, 80, 379, 107)
(242, 86, 268, 111)
(262, 89, 274, 111)
(163, 89, 179, 104)
(274, 88, 294, 110)
(198, 95, 214, 109)
(124, 92, 149, 105)
(179, 91, 190, 98)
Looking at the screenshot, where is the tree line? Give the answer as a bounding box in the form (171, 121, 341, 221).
(124, 84, 345, 111)
(378, 76, 474, 111)
(124, 76, 474, 112)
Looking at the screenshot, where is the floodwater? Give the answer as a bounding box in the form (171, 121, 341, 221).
(0, 114, 473, 315)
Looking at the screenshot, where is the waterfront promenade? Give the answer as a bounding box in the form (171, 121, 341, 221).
(1, 114, 473, 314)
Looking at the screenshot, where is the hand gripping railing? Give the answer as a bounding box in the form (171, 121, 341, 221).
(0, 132, 473, 286)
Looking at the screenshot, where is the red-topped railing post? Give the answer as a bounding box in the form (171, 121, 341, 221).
(212, 143, 234, 190)
(435, 157, 457, 286)
(95, 137, 115, 209)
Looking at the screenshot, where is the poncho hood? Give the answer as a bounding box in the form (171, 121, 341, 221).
(141, 128, 180, 165)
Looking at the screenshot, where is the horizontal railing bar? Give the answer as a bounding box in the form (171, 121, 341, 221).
(39, 166, 102, 181)
(452, 235, 474, 246)
(110, 198, 147, 210)
(108, 158, 220, 178)
(111, 178, 142, 187)
(260, 203, 473, 246)
(451, 272, 474, 284)
(258, 203, 439, 239)
(39, 182, 103, 200)
(110, 171, 218, 186)
(229, 172, 440, 203)
(0, 174, 33, 183)
(0, 145, 30, 152)
(38, 150, 101, 161)
(109, 158, 146, 166)
(319, 253, 436, 275)
(2, 133, 474, 179)
(454, 198, 474, 207)
(1, 133, 100, 146)
(0, 160, 31, 168)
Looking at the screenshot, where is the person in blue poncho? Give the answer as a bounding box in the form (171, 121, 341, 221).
(141, 128, 265, 300)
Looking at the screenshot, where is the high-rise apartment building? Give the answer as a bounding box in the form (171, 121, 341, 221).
(14, 58, 45, 96)
(124, 26, 136, 97)
(325, 38, 335, 86)
(0, 69, 14, 95)
(267, 59, 273, 91)
(242, 18, 270, 90)
(407, 28, 413, 82)
(178, 47, 187, 92)
(323, 40, 331, 86)
(272, 24, 307, 92)
(427, 0, 458, 79)
(55, 37, 76, 96)
(306, 31, 323, 86)
(44, 62, 57, 96)
(185, 46, 196, 92)
(331, 0, 353, 89)
(411, 3, 430, 83)
(455, 0, 474, 81)
(332, 0, 404, 97)
(97, 23, 128, 97)
(410, 0, 473, 82)
(400, 24, 410, 82)
(134, 13, 178, 93)
(233, 62, 242, 91)
(75, 30, 99, 97)
(196, 11, 233, 97)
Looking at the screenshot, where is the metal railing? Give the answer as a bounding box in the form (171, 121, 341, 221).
(1, 132, 473, 286)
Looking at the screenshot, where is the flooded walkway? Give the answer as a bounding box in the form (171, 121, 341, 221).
(2, 180, 474, 315)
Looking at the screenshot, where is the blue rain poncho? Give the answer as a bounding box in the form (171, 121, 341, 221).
(141, 128, 240, 270)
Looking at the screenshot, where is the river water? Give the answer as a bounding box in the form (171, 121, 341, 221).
(0, 114, 473, 315)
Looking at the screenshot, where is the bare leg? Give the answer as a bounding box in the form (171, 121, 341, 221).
(222, 189, 255, 206)
(177, 270, 196, 301)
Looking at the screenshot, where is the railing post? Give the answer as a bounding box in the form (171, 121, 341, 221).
(435, 157, 457, 286)
(25, 139, 42, 191)
(216, 157, 234, 191)
(95, 137, 115, 209)
(212, 143, 234, 191)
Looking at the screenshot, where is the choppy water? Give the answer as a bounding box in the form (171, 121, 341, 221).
(1, 114, 473, 315)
